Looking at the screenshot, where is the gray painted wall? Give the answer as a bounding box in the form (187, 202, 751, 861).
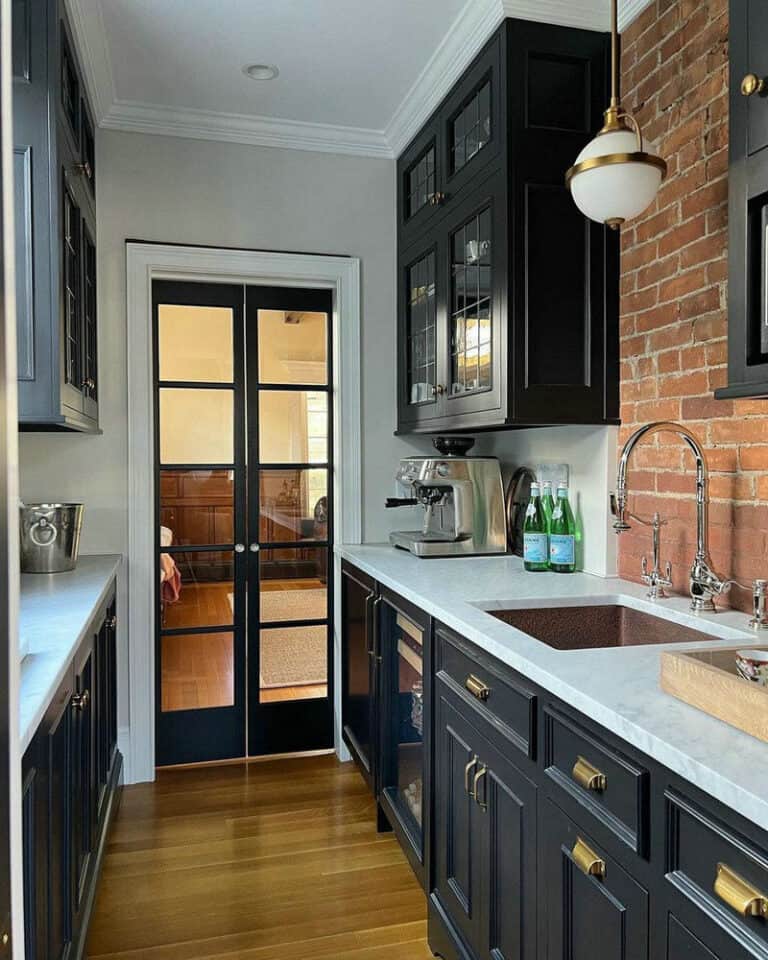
(18, 129, 431, 729)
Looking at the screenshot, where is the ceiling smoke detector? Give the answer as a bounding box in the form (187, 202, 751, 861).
(242, 63, 279, 81)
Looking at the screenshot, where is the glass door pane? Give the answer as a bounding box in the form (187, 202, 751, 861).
(247, 288, 333, 754)
(380, 598, 425, 856)
(154, 281, 245, 767)
(406, 251, 437, 406)
(450, 205, 492, 396)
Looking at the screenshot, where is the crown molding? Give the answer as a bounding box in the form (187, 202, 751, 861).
(100, 100, 393, 158)
(385, 0, 504, 158)
(386, 0, 652, 157)
(64, 0, 115, 122)
(67, 0, 657, 159)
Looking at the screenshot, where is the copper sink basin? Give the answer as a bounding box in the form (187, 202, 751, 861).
(488, 604, 716, 650)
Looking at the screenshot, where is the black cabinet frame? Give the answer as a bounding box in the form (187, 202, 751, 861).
(395, 18, 618, 435)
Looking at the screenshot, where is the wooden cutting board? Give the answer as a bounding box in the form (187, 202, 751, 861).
(660, 645, 768, 743)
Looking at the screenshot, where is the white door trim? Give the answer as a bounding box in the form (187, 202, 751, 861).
(125, 242, 361, 784)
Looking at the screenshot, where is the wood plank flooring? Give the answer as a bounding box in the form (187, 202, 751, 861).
(87, 755, 433, 959)
(161, 579, 329, 710)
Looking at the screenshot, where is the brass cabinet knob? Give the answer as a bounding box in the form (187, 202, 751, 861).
(73, 160, 93, 179)
(81, 377, 95, 390)
(429, 191, 446, 206)
(572, 837, 606, 879)
(465, 674, 490, 701)
(572, 756, 607, 792)
(742, 73, 765, 97)
(714, 863, 768, 917)
(106, 615, 117, 630)
(433, 383, 445, 396)
(71, 689, 90, 711)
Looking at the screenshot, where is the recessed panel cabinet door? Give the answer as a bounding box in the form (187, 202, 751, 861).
(478, 736, 537, 960)
(433, 682, 485, 955)
(540, 798, 649, 960)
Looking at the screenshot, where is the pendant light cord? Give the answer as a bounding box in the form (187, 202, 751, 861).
(610, 0, 619, 109)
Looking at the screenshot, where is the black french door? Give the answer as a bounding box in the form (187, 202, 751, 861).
(153, 280, 333, 766)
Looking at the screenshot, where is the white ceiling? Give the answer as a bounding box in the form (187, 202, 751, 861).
(66, 0, 654, 157)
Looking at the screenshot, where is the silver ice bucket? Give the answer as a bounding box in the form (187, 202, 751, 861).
(20, 503, 84, 573)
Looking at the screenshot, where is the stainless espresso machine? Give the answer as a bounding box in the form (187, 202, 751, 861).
(386, 437, 506, 557)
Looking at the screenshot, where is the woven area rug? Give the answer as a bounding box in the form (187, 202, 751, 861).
(227, 589, 327, 687)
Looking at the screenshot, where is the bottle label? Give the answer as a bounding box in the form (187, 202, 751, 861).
(550, 534, 575, 565)
(524, 532, 548, 564)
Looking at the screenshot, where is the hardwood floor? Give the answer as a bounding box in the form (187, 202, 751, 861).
(161, 579, 329, 711)
(87, 755, 433, 959)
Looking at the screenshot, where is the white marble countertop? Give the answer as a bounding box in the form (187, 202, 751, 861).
(20, 554, 122, 754)
(336, 544, 768, 830)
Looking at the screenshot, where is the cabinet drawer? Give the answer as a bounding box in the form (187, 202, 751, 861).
(435, 625, 535, 759)
(666, 789, 768, 958)
(543, 706, 650, 856)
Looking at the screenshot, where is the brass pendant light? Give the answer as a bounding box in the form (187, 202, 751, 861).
(566, 0, 667, 229)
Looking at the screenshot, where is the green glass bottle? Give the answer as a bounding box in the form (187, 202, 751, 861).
(540, 481, 555, 532)
(523, 482, 549, 572)
(549, 484, 576, 573)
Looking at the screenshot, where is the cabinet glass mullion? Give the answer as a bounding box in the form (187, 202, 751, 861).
(406, 250, 437, 405)
(450, 205, 492, 397)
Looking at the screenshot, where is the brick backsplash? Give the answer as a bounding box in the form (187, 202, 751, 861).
(619, 0, 768, 610)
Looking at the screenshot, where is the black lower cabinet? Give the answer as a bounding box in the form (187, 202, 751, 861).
(22, 586, 122, 960)
(539, 797, 648, 960)
(432, 678, 537, 960)
(340, 564, 768, 960)
(340, 563, 378, 791)
(377, 591, 431, 887)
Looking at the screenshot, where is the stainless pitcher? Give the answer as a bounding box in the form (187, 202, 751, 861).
(20, 503, 84, 573)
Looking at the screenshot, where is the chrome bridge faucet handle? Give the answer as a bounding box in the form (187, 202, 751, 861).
(640, 513, 673, 600)
(750, 579, 768, 630)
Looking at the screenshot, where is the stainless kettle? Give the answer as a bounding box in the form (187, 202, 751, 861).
(20, 503, 84, 573)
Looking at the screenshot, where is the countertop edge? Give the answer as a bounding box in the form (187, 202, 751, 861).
(20, 555, 122, 754)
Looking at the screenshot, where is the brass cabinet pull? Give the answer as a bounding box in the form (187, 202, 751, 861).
(572, 837, 606, 879)
(465, 674, 490, 702)
(572, 756, 607, 792)
(714, 863, 768, 918)
(473, 765, 488, 811)
(71, 689, 90, 711)
(464, 755, 478, 794)
(429, 191, 446, 206)
(742, 73, 766, 97)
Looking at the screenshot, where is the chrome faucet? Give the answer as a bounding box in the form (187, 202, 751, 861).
(611, 421, 731, 613)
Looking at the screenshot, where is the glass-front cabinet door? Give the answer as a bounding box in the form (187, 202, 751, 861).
(444, 173, 504, 419)
(440, 32, 502, 205)
(378, 591, 430, 884)
(397, 118, 445, 243)
(398, 240, 444, 424)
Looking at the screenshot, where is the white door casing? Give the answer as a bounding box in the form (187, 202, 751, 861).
(126, 243, 361, 783)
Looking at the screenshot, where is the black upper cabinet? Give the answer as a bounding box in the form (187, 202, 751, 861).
(12, 0, 99, 431)
(396, 19, 618, 434)
(716, 1, 768, 400)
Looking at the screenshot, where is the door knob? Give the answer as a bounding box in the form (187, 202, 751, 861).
(234, 543, 245, 553)
(742, 73, 765, 97)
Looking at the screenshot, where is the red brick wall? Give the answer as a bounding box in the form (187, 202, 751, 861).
(619, 0, 768, 610)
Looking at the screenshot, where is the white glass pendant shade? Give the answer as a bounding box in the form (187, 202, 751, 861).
(568, 129, 665, 227)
